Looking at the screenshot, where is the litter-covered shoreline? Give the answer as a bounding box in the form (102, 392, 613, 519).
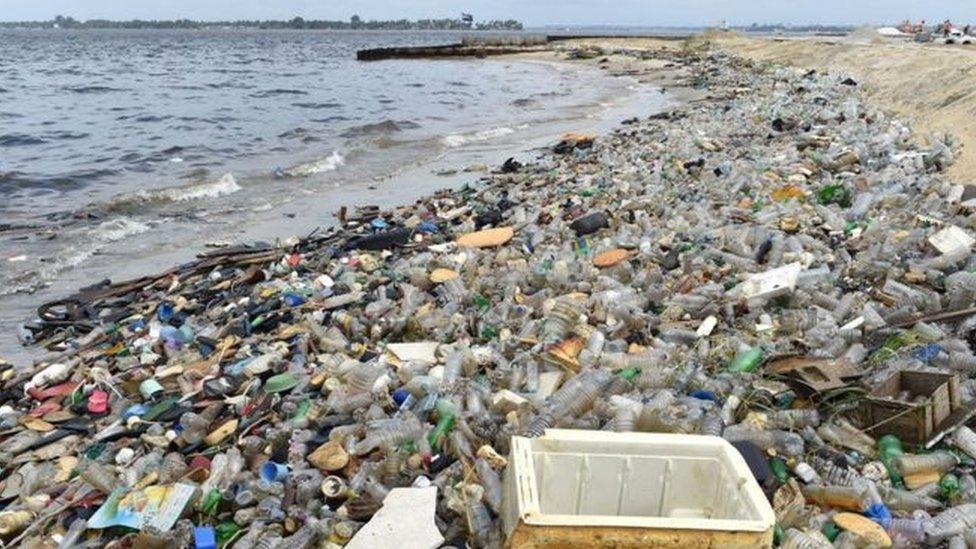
(3, 40, 976, 548)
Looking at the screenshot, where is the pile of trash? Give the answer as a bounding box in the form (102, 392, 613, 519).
(4, 45, 976, 548)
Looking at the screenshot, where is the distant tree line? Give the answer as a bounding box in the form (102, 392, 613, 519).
(738, 23, 855, 33)
(0, 15, 523, 31)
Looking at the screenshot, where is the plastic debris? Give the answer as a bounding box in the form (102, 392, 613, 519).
(7, 40, 976, 549)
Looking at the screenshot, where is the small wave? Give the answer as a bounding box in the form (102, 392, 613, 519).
(282, 151, 345, 177)
(339, 119, 420, 138)
(442, 127, 516, 148)
(63, 85, 127, 94)
(0, 133, 46, 147)
(0, 216, 153, 296)
(293, 101, 342, 110)
(156, 173, 242, 201)
(103, 173, 241, 212)
(91, 217, 152, 242)
(250, 88, 309, 98)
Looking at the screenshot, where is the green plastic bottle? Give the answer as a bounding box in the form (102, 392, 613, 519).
(941, 473, 961, 501)
(728, 347, 763, 373)
(769, 457, 789, 483)
(821, 520, 841, 542)
(200, 488, 222, 515)
(215, 522, 241, 546)
(427, 398, 456, 447)
(877, 435, 905, 488)
(618, 368, 639, 380)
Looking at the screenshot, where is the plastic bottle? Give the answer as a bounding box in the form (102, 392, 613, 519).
(233, 522, 266, 549)
(954, 426, 976, 460)
(427, 398, 457, 447)
(57, 518, 88, 549)
(886, 517, 925, 544)
(542, 297, 583, 342)
(355, 417, 423, 455)
(78, 459, 118, 494)
(545, 369, 613, 420)
(923, 503, 976, 543)
(877, 434, 905, 487)
(779, 528, 832, 549)
(801, 485, 866, 512)
(281, 518, 326, 549)
(727, 346, 763, 373)
(793, 462, 823, 484)
(880, 485, 943, 512)
(766, 409, 821, 430)
(475, 458, 502, 512)
(895, 452, 958, 476)
(465, 493, 493, 548)
(722, 425, 805, 456)
(700, 412, 724, 437)
(817, 419, 876, 457)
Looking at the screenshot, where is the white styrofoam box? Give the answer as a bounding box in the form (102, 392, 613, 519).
(735, 262, 802, 300)
(502, 430, 775, 546)
(929, 225, 975, 256)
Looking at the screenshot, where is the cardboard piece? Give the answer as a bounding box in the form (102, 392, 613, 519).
(767, 356, 859, 393)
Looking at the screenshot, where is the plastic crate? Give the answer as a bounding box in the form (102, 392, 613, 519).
(502, 429, 776, 548)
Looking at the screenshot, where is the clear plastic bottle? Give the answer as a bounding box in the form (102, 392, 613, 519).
(545, 369, 613, 420)
(801, 485, 866, 512)
(542, 297, 584, 342)
(923, 503, 976, 544)
(722, 425, 805, 456)
(56, 518, 88, 549)
(77, 459, 118, 494)
(233, 522, 266, 549)
(780, 528, 832, 549)
(880, 485, 943, 512)
(954, 426, 976, 460)
(179, 411, 211, 444)
(354, 417, 423, 455)
(895, 452, 958, 476)
(700, 412, 724, 437)
(281, 518, 327, 549)
(475, 458, 502, 513)
(766, 409, 821, 430)
(792, 462, 822, 485)
(886, 517, 925, 544)
(465, 493, 493, 548)
(817, 419, 876, 457)
(948, 534, 968, 549)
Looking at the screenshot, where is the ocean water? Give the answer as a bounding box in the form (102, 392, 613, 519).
(0, 28, 668, 361)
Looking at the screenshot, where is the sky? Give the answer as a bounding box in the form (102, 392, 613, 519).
(1, 0, 975, 27)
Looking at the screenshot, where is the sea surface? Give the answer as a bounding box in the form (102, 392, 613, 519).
(0, 29, 668, 362)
